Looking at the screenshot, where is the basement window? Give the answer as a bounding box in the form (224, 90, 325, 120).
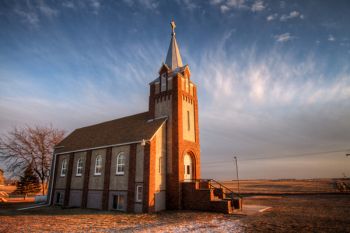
(112, 194, 126, 211)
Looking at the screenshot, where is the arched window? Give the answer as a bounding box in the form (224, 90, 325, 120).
(116, 152, 125, 175)
(76, 158, 83, 176)
(94, 155, 102, 175)
(61, 159, 67, 177)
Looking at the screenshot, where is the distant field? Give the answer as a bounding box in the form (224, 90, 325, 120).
(220, 179, 350, 194)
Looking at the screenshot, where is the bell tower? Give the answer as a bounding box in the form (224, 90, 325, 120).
(148, 20, 200, 209)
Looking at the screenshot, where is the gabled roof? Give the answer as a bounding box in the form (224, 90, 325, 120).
(165, 20, 183, 70)
(55, 112, 166, 154)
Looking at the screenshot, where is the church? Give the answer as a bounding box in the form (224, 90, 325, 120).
(48, 21, 240, 213)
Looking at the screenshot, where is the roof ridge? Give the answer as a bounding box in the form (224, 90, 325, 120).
(75, 111, 149, 131)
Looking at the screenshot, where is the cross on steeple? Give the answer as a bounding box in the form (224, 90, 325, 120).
(171, 20, 176, 35)
(165, 20, 183, 70)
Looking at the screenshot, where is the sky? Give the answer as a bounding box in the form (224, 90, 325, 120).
(0, 0, 350, 180)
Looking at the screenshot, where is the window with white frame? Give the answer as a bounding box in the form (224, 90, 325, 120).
(76, 158, 83, 176)
(116, 152, 125, 175)
(112, 194, 126, 211)
(60, 159, 67, 177)
(94, 155, 102, 175)
(136, 185, 143, 202)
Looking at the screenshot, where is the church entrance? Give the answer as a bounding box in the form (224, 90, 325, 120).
(184, 153, 193, 181)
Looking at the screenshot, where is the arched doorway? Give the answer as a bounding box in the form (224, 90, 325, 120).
(184, 153, 193, 181)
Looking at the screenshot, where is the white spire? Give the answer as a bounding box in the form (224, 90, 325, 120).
(165, 20, 183, 70)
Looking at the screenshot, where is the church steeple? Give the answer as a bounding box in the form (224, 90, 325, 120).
(165, 20, 183, 70)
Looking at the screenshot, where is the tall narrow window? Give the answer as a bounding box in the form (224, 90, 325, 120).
(187, 111, 190, 131)
(94, 155, 102, 175)
(116, 152, 125, 175)
(161, 73, 166, 92)
(158, 157, 163, 173)
(136, 185, 143, 202)
(60, 159, 67, 177)
(76, 158, 83, 176)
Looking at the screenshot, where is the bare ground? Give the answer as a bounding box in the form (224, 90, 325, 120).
(0, 195, 349, 232)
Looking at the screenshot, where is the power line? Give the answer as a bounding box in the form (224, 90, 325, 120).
(201, 148, 350, 165)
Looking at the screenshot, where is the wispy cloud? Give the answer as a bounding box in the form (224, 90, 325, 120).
(138, 0, 159, 10)
(280, 11, 303, 21)
(209, 0, 223, 5)
(12, 1, 59, 27)
(218, 0, 247, 13)
(38, 3, 58, 17)
(328, 34, 336, 42)
(189, 32, 350, 179)
(176, 0, 199, 10)
(14, 9, 39, 27)
(266, 13, 278, 21)
(274, 33, 294, 42)
(226, 0, 246, 8)
(220, 5, 230, 13)
(89, 0, 101, 14)
(62, 1, 75, 9)
(251, 0, 265, 12)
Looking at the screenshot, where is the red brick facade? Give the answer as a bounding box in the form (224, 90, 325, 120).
(127, 144, 137, 212)
(63, 152, 74, 206)
(143, 137, 156, 212)
(81, 150, 92, 208)
(102, 147, 112, 210)
(149, 65, 201, 210)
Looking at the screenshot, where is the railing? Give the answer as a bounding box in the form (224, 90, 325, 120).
(187, 179, 242, 199)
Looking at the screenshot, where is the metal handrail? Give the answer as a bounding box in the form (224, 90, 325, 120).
(188, 178, 242, 198)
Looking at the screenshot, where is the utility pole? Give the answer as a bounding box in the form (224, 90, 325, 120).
(234, 156, 240, 195)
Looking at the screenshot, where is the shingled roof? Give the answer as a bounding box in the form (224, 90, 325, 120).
(55, 112, 166, 154)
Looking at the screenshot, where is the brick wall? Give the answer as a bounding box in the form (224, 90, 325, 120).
(182, 182, 232, 214)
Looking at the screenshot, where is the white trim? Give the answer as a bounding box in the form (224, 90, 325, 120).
(54, 120, 167, 156)
(76, 158, 83, 176)
(60, 159, 67, 177)
(55, 141, 143, 155)
(94, 155, 102, 176)
(116, 152, 125, 175)
(147, 116, 168, 123)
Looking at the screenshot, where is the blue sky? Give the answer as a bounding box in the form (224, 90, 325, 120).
(1, 0, 350, 179)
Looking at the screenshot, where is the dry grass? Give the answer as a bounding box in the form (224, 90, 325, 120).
(241, 195, 350, 233)
(0, 180, 349, 232)
(221, 178, 348, 194)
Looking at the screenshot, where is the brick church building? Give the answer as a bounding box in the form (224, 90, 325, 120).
(48, 21, 240, 213)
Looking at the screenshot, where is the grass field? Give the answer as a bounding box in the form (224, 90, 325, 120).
(0, 179, 349, 232)
(221, 178, 350, 194)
